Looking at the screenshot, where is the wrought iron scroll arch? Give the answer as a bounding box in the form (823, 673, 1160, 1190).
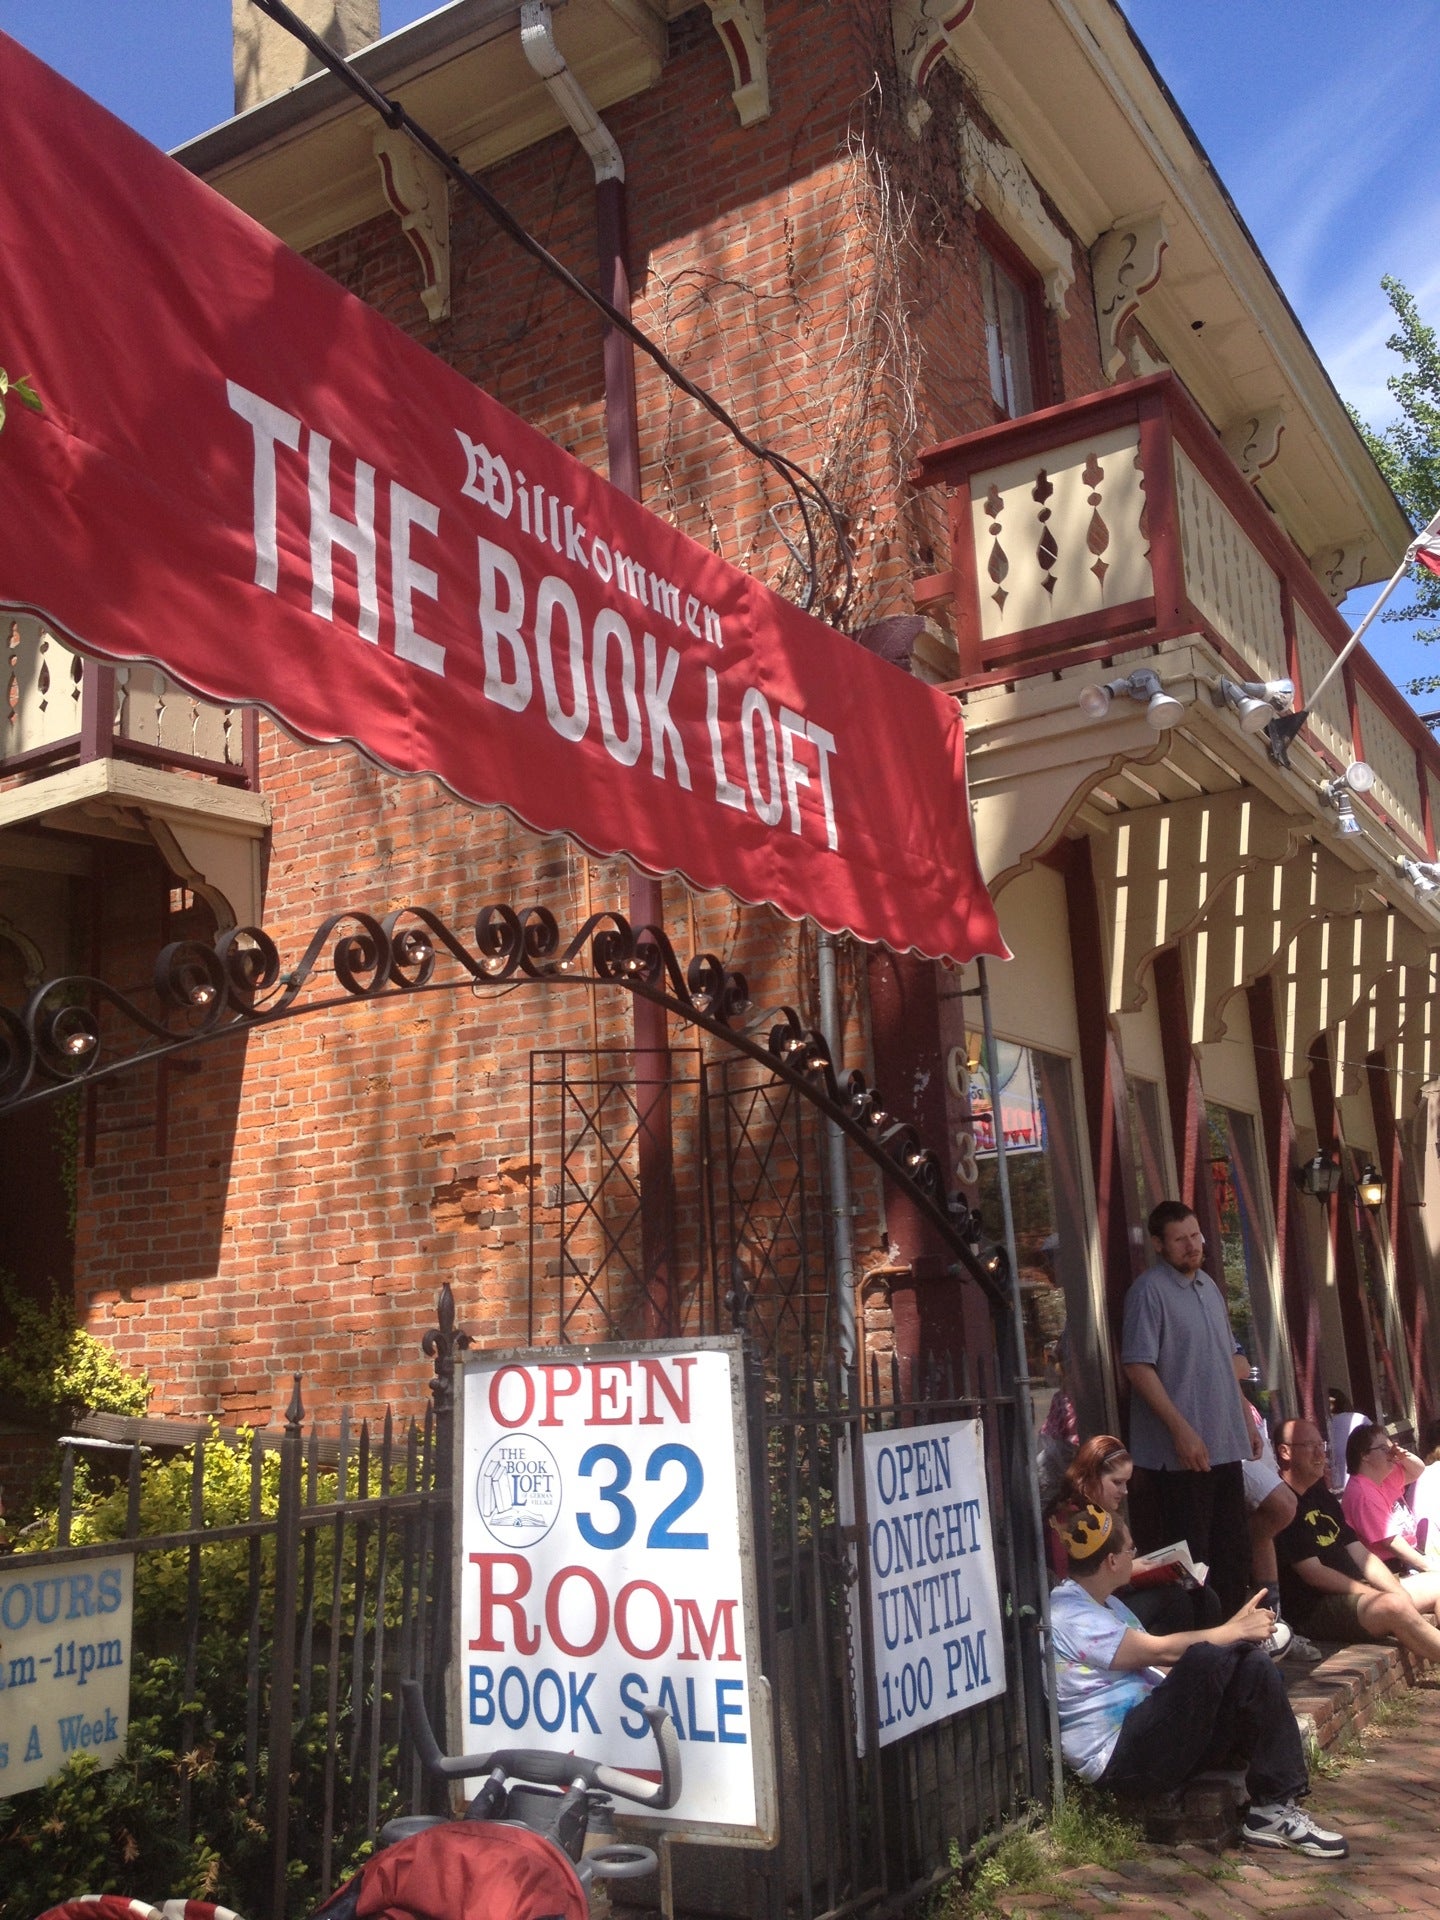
(0, 901, 1001, 1302)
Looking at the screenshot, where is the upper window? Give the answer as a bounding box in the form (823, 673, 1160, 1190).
(979, 242, 1040, 420)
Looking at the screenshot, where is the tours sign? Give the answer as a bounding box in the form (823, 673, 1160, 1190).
(0, 1553, 135, 1795)
(457, 1337, 776, 1844)
(0, 31, 1004, 966)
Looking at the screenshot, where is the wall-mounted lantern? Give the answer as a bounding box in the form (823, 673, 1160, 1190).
(1356, 1163, 1387, 1210)
(1294, 1151, 1342, 1201)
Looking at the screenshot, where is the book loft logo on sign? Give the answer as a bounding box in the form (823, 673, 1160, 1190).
(477, 1435, 562, 1546)
(457, 1338, 776, 1846)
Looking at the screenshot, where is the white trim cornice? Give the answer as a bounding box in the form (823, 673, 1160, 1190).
(935, 0, 1412, 575)
(958, 118, 1074, 314)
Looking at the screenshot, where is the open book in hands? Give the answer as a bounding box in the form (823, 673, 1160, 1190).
(1128, 1541, 1209, 1590)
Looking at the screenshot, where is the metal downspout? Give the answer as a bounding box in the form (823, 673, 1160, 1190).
(520, 3, 675, 1332)
(818, 931, 858, 1365)
(977, 953, 1065, 1808)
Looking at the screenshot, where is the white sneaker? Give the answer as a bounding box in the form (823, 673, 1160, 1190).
(1262, 1618, 1293, 1662)
(1242, 1801, 1348, 1859)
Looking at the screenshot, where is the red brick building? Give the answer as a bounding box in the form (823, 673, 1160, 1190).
(4, 0, 1434, 1447)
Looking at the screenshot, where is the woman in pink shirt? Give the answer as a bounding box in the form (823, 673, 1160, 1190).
(1340, 1424, 1440, 1609)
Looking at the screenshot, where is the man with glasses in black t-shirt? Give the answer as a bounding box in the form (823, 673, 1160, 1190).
(1273, 1419, 1440, 1659)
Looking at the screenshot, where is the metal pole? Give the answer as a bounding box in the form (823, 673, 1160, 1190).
(976, 955, 1065, 1808)
(267, 1375, 305, 1920)
(818, 930, 858, 1366)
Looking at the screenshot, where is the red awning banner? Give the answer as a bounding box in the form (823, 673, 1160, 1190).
(0, 33, 1003, 963)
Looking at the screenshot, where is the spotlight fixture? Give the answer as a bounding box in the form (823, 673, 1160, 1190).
(1294, 1150, 1342, 1201)
(1212, 676, 1295, 734)
(1356, 1162, 1387, 1210)
(1329, 760, 1375, 794)
(1077, 668, 1186, 731)
(1397, 854, 1440, 896)
(1320, 761, 1375, 836)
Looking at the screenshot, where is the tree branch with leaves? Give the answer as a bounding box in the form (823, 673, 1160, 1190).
(1352, 277, 1440, 686)
(0, 365, 42, 433)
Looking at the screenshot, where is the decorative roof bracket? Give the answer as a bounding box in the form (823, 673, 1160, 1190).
(705, 0, 770, 126)
(1222, 406, 1287, 482)
(891, 0, 977, 133)
(1091, 211, 1168, 380)
(374, 128, 451, 324)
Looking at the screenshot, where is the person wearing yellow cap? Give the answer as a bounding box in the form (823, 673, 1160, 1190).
(1049, 1504, 1347, 1858)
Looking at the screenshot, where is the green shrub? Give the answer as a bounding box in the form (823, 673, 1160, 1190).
(0, 1271, 150, 1427)
(0, 1429, 410, 1919)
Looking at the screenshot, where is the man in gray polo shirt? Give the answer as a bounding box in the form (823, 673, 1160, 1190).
(1122, 1199, 1260, 1619)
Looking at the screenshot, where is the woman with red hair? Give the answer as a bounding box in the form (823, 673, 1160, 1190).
(1048, 1434, 1224, 1633)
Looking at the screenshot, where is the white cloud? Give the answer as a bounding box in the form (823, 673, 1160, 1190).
(1122, 0, 1440, 424)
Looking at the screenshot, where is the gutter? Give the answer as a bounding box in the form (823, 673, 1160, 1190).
(520, 0, 672, 1323)
(519, 1, 623, 182)
(174, 0, 526, 174)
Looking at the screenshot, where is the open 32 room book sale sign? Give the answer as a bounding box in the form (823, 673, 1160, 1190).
(457, 1337, 776, 1844)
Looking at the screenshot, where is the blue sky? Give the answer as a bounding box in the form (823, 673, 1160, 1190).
(1123, 0, 1440, 698)
(2, 1, 1437, 694)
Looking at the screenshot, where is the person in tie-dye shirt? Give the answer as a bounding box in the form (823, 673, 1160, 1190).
(1048, 1505, 1346, 1858)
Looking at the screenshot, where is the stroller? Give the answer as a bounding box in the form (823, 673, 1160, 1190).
(35, 1680, 681, 1920)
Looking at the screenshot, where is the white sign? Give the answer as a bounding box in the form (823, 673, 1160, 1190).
(0, 1553, 135, 1794)
(968, 1040, 1046, 1158)
(854, 1419, 1005, 1749)
(458, 1337, 775, 1844)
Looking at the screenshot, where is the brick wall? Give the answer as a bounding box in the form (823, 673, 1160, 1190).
(70, 0, 1105, 1425)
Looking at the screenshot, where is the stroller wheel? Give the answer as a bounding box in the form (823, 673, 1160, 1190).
(586, 1845, 657, 1881)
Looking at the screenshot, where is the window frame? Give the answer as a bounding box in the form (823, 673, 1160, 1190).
(976, 214, 1055, 421)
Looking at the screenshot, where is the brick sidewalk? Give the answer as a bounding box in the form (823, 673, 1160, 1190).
(997, 1676, 1440, 1918)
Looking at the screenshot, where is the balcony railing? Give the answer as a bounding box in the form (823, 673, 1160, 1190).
(3, 614, 256, 786)
(911, 371, 1437, 858)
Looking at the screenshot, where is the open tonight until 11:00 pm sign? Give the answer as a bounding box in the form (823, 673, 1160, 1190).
(457, 1337, 776, 1845)
(847, 1417, 1006, 1753)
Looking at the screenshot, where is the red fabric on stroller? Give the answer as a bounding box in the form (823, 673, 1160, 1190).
(345, 1822, 587, 1920)
(33, 1903, 164, 1920)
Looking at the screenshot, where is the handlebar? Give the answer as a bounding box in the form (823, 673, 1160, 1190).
(399, 1680, 682, 1810)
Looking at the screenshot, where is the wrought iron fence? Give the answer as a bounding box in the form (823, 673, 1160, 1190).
(703, 1054, 834, 1363)
(722, 1346, 1047, 1920)
(526, 1045, 708, 1344)
(526, 1044, 838, 1364)
(0, 1305, 1047, 1920)
(0, 1296, 465, 1920)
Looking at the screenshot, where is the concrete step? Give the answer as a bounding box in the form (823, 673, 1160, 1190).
(1283, 1636, 1430, 1757)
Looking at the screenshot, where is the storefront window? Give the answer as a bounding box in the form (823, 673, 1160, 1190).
(1126, 1077, 1171, 1225)
(951, 1036, 1109, 1442)
(1206, 1103, 1284, 1402)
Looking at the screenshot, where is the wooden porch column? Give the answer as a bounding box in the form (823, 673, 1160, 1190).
(866, 948, 991, 1374)
(1248, 979, 1323, 1424)
(1367, 1048, 1432, 1431)
(1052, 838, 1143, 1359)
(1151, 949, 1226, 1263)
